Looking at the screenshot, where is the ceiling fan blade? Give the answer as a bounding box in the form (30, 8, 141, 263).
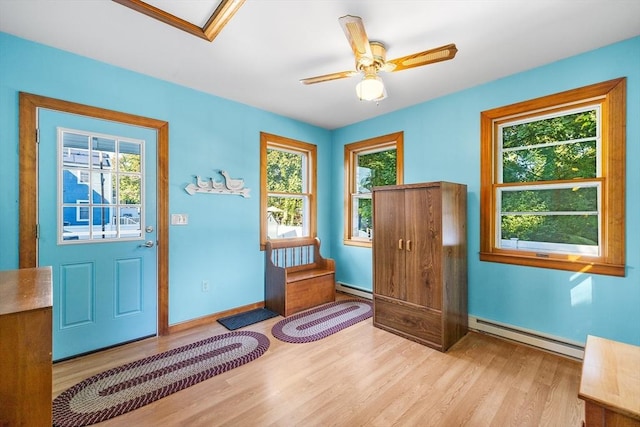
(300, 71, 359, 85)
(386, 43, 458, 72)
(338, 15, 373, 64)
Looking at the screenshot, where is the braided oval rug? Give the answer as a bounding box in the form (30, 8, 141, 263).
(53, 331, 270, 427)
(271, 299, 372, 343)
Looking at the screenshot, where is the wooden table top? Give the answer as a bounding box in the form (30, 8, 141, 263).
(0, 266, 52, 315)
(579, 335, 640, 420)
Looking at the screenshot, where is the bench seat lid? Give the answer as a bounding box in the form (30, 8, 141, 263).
(286, 268, 334, 282)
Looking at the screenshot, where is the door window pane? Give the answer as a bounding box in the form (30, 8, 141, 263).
(118, 142, 141, 173)
(117, 206, 142, 238)
(119, 175, 141, 204)
(58, 129, 144, 243)
(62, 132, 90, 168)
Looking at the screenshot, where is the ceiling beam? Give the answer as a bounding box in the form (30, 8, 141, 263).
(112, 0, 245, 42)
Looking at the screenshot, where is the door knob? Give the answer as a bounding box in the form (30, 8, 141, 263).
(139, 240, 155, 248)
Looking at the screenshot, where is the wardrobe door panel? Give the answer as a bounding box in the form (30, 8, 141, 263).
(373, 189, 405, 300)
(404, 187, 442, 310)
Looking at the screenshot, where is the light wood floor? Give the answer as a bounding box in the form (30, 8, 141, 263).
(53, 295, 585, 426)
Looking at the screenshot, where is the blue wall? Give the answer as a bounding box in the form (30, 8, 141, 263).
(1, 32, 638, 347)
(331, 36, 640, 347)
(0, 33, 332, 324)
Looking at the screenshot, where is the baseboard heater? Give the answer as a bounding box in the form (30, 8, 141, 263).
(336, 282, 372, 300)
(336, 283, 583, 359)
(468, 316, 584, 359)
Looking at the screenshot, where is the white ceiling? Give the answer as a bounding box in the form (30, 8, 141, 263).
(1, 0, 639, 130)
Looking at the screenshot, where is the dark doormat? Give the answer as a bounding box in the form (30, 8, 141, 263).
(217, 308, 280, 330)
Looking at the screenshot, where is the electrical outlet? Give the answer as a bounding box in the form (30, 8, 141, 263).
(201, 280, 210, 292)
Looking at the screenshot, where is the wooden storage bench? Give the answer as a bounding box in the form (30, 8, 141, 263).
(265, 237, 336, 317)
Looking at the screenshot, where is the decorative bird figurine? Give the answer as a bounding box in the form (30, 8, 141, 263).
(210, 177, 225, 190)
(196, 175, 210, 189)
(219, 170, 244, 191)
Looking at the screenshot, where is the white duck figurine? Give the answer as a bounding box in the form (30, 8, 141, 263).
(196, 175, 210, 189)
(219, 170, 244, 191)
(210, 177, 225, 190)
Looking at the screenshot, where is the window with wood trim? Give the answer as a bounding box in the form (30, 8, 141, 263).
(344, 132, 404, 247)
(260, 132, 317, 249)
(480, 78, 626, 276)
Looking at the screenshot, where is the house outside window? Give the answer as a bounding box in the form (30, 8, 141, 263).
(480, 78, 626, 276)
(76, 200, 89, 222)
(78, 170, 90, 184)
(260, 132, 316, 249)
(344, 132, 403, 247)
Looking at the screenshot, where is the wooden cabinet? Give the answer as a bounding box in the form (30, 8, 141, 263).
(0, 267, 53, 427)
(372, 182, 467, 351)
(579, 335, 640, 426)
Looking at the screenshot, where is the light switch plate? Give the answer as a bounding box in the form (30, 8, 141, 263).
(171, 213, 188, 225)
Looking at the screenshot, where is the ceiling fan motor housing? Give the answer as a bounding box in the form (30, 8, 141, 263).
(356, 41, 387, 71)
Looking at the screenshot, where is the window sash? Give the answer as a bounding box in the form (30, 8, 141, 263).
(495, 181, 601, 256)
(497, 106, 602, 184)
(266, 147, 307, 194)
(350, 193, 372, 241)
(266, 193, 310, 239)
(353, 146, 397, 194)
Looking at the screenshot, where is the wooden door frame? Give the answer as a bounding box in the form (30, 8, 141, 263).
(18, 92, 170, 335)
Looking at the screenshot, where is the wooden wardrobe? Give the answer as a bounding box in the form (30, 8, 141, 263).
(372, 181, 467, 352)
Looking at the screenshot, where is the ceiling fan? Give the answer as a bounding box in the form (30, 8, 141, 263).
(300, 15, 458, 102)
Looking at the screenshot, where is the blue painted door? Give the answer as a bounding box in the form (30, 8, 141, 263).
(38, 109, 157, 361)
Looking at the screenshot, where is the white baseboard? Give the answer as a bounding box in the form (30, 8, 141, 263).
(336, 282, 372, 300)
(468, 315, 584, 359)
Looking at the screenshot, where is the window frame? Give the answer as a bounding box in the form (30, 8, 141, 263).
(260, 132, 317, 250)
(480, 78, 626, 276)
(344, 132, 404, 247)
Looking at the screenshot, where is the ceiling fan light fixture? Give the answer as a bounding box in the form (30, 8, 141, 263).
(356, 73, 385, 101)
